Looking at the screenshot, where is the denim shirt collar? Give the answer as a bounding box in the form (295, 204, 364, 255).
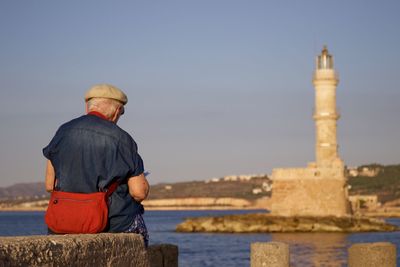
(88, 111, 109, 121)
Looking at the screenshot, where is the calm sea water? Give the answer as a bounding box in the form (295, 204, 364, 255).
(0, 210, 399, 267)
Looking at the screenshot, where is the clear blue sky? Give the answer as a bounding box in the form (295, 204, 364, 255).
(0, 1, 399, 187)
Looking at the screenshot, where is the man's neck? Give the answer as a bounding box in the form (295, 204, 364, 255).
(88, 111, 109, 121)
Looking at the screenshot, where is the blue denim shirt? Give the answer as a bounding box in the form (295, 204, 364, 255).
(43, 113, 144, 232)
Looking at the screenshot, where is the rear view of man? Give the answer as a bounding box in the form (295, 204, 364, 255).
(43, 84, 149, 246)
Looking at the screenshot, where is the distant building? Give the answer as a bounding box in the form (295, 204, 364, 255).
(348, 168, 359, 177)
(349, 195, 380, 212)
(347, 166, 381, 177)
(206, 174, 269, 183)
(223, 176, 238, 181)
(205, 178, 221, 183)
(164, 185, 172, 190)
(252, 188, 262, 194)
(262, 182, 272, 192)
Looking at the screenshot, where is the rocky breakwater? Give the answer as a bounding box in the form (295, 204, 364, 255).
(176, 213, 399, 233)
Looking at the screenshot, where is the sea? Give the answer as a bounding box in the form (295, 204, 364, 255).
(0, 210, 399, 267)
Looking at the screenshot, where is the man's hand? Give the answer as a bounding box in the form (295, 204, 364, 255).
(45, 160, 56, 192)
(127, 173, 150, 202)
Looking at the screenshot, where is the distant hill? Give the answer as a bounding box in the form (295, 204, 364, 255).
(1, 164, 399, 204)
(0, 175, 271, 202)
(0, 182, 47, 201)
(348, 163, 400, 203)
(148, 175, 271, 200)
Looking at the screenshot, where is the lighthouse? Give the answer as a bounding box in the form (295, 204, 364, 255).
(269, 46, 350, 217)
(313, 46, 343, 167)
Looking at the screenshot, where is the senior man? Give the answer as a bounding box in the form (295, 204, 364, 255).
(43, 84, 149, 245)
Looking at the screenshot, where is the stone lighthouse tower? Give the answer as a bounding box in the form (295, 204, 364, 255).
(269, 46, 350, 217)
(313, 46, 342, 168)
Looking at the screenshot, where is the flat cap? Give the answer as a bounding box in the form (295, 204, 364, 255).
(85, 84, 128, 105)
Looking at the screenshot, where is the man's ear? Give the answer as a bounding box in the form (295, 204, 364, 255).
(111, 106, 121, 123)
(85, 102, 89, 114)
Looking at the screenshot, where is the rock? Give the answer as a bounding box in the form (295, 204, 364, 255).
(176, 214, 398, 233)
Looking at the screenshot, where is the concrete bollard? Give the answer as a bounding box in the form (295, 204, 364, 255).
(348, 242, 396, 267)
(251, 242, 289, 267)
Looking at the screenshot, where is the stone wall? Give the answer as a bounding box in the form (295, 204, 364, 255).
(0, 233, 178, 267)
(270, 167, 350, 216)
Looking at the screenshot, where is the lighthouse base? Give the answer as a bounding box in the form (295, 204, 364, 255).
(270, 165, 351, 217)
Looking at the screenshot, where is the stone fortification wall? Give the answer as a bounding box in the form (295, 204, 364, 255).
(272, 166, 345, 181)
(270, 167, 349, 216)
(0, 233, 178, 267)
(272, 168, 317, 180)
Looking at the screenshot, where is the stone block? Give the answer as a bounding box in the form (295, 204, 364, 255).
(348, 242, 396, 267)
(251, 242, 289, 267)
(148, 244, 178, 267)
(0, 233, 149, 267)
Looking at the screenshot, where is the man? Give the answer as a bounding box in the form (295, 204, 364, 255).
(43, 84, 149, 245)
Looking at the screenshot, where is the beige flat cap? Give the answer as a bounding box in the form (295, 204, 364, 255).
(85, 84, 128, 105)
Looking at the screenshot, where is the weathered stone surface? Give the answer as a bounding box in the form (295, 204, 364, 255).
(270, 174, 350, 217)
(148, 244, 178, 267)
(176, 214, 398, 233)
(251, 242, 289, 267)
(0, 233, 149, 267)
(348, 242, 396, 267)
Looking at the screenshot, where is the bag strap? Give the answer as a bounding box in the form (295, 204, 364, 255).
(52, 178, 120, 197)
(105, 180, 120, 198)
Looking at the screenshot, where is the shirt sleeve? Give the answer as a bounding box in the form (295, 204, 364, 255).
(118, 135, 144, 178)
(43, 144, 52, 160)
(43, 128, 62, 160)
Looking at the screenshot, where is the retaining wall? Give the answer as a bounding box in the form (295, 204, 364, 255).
(0, 233, 177, 267)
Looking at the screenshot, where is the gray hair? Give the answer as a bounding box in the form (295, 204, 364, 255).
(87, 98, 123, 119)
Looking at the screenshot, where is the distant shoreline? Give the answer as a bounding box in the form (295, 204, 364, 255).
(2, 195, 400, 218)
(0, 207, 46, 212)
(0, 196, 268, 212)
(0, 206, 264, 212)
(1, 206, 400, 218)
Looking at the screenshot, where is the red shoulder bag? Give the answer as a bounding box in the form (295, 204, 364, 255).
(45, 181, 119, 234)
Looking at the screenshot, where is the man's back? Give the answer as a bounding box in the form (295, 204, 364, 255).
(43, 113, 144, 232)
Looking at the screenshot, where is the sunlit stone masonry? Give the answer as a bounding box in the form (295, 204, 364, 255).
(270, 46, 351, 217)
